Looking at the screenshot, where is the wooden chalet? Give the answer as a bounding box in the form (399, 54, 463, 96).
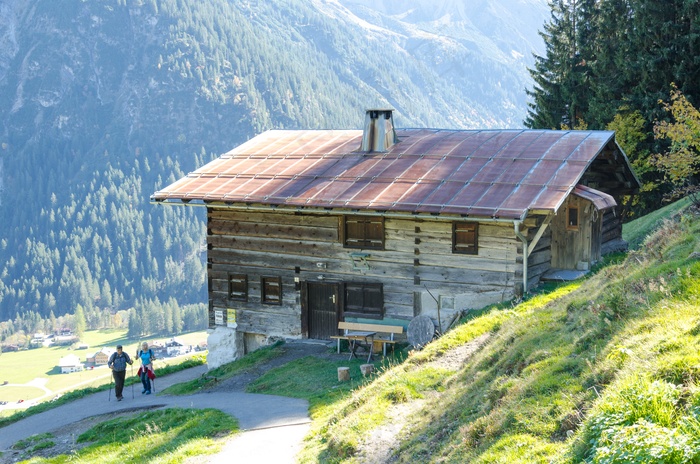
(152, 110, 640, 367)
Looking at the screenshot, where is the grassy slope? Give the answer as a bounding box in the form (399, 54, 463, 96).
(292, 199, 700, 463)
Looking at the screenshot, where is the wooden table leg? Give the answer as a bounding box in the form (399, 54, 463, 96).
(348, 339, 357, 360)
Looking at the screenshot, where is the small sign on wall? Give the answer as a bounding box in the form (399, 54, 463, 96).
(227, 309, 237, 328)
(215, 310, 224, 326)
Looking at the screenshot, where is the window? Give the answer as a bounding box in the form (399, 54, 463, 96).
(452, 222, 478, 255)
(344, 216, 384, 249)
(344, 283, 383, 318)
(261, 276, 282, 305)
(228, 274, 247, 302)
(567, 207, 579, 230)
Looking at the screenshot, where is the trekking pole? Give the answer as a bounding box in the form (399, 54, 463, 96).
(131, 363, 134, 399)
(108, 370, 113, 402)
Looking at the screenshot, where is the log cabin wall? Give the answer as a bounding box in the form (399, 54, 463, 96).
(206, 208, 521, 339)
(522, 215, 553, 291)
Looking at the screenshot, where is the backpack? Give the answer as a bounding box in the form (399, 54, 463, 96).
(138, 348, 154, 363)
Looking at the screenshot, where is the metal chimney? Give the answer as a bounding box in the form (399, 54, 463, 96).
(361, 108, 398, 152)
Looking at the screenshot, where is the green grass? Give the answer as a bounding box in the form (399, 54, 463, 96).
(15, 408, 238, 464)
(236, 201, 700, 463)
(622, 196, 692, 249)
(162, 340, 287, 395)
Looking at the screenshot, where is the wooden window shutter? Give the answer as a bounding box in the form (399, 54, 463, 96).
(453, 222, 479, 255)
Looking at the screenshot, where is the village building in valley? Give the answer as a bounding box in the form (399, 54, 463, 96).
(152, 110, 640, 368)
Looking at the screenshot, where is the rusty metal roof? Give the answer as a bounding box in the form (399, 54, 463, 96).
(152, 129, 624, 220)
(572, 185, 617, 211)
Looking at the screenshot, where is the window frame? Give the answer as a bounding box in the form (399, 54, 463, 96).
(567, 207, 579, 230)
(261, 276, 283, 305)
(343, 282, 384, 319)
(343, 216, 385, 250)
(228, 273, 248, 302)
(452, 222, 479, 255)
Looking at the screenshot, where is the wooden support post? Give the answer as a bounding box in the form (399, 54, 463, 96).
(338, 367, 350, 382)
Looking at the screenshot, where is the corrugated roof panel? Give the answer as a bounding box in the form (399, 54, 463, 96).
(368, 156, 414, 179)
(446, 158, 490, 182)
(472, 158, 517, 184)
(469, 131, 521, 158)
(394, 131, 443, 155)
(444, 131, 499, 158)
(311, 155, 362, 178)
(519, 131, 565, 159)
(344, 181, 400, 208)
(495, 184, 546, 215)
(400, 156, 447, 180)
(444, 182, 492, 213)
(474, 182, 519, 210)
(532, 186, 569, 211)
(264, 177, 319, 202)
(422, 157, 467, 180)
(568, 133, 612, 162)
(427, 130, 480, 155)
(548, 161, 590, 188)
(542, 132, 590, 161)
(371, 181, 423, 210)
(419, 181, 466, 212)
(340, 157, 385, 179)
(521, 160, 562, 186)
(498, 158, 539, 183)
(393, 181, 443, 210)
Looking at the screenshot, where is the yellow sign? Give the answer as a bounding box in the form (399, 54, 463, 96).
(227, 309, 237, 328)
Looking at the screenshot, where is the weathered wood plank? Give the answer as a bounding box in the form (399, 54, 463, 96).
(209, 210, 339, 228)
(209, 219, 338, 242)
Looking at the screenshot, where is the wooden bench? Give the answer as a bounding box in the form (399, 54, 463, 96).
(330, 321, 404, 358)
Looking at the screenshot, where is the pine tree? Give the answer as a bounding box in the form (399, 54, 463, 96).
(525, 1, 579, 129)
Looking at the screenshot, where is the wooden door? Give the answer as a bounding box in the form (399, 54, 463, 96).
(307, 282, 340, 340)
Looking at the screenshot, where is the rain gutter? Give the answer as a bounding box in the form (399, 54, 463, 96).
(150, 198, 523, 224)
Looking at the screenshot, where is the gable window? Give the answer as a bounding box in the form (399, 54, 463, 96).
(344, 216, 384, 250)
(261, 276, 282, 305)
(567, 207, 579, 230)
(452, 222, 478, 255)
(228, 274, 248, 302)
(344, 282, 383, 319)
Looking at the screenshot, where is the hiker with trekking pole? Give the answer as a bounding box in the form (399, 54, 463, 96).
(136, 342, 156, 395)
(107, 344, 133, 402)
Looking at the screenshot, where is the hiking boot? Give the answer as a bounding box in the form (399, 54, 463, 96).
(117, 397, 122, 401)
(142, 389, 146, 394)
(145, 391, 151, 395)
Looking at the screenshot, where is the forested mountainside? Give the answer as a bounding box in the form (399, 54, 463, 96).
(0, 0, 547, 324)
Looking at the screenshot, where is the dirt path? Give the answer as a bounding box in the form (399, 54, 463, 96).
(353, 334, 491, 463)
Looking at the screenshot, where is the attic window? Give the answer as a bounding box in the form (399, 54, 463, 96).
(452, 222, 479, 255)
(343, 216, 385, 250)
(567, 207, 579, 230)
(228, 274, 248, 302)
(261, 276, 282, 305)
